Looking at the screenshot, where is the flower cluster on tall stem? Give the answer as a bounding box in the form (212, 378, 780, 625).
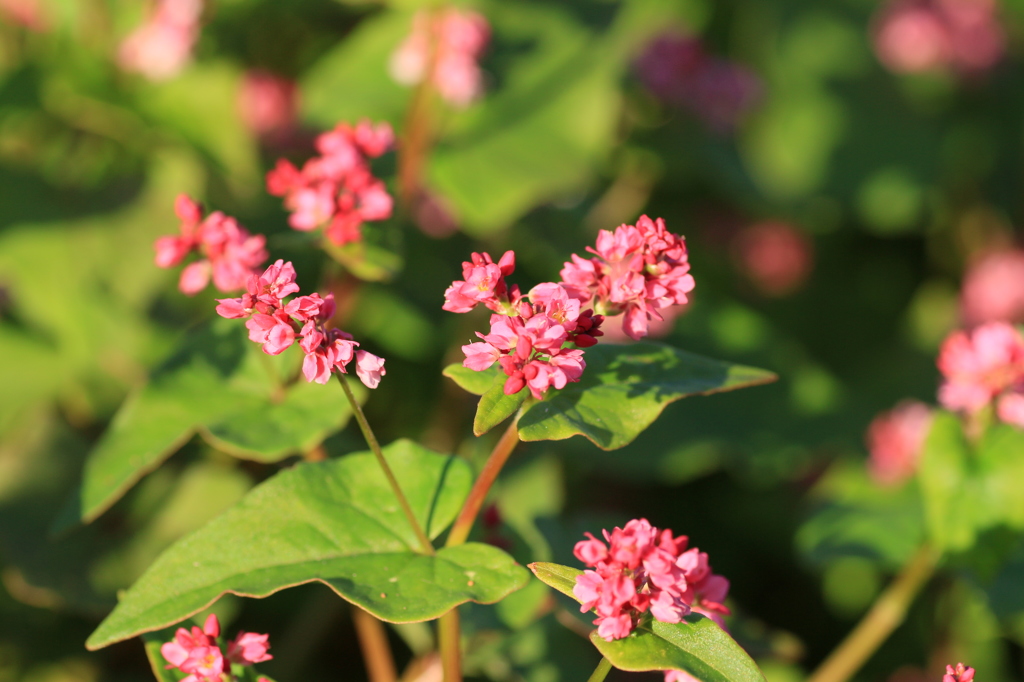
(444, 251, 603, 399)
(154, 194, 268, 295)
(560, 215, 695, 340)
(160, 614, 272, 682)
(266, 120, 394, 247)
(216, 259, 386, 389)
(390, 8, 491, 108)
(937, 321, 1024, 427)
(572, 519, 730, 641)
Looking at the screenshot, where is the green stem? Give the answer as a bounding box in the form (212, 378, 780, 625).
(438, 609, 461, 682)
(335, 373, 435, 556)
(807, 544, 939, 682)
(586, 657, 613, 682)
(445, 417, 521, 547)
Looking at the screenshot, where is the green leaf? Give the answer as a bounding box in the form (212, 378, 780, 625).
(443, 363, 502, 396)
(592, 618, 767, 682)
(518, 343, 776, 450)
(301, 9, 412, 126)
(79, 320, 357, 523)
(428, 4, 620, 234)
(473, 381, 527, 436)
(529, 562, 765, 681)
(918, 412, 975, 552)
(86, 440, 529, 650)
(528, 562, 581, 601)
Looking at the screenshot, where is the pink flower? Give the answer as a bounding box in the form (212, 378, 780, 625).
(390, 9, 490, 108)
(443, 251, 516, 314)
(570, 519, 727, 641)
(355, 350, 387, 389)
(873, 0, 1004, 76)
(160, 614, 220, 670)
(731, 221, 814, 297)
(118, 0, 202, 81)
(227, 631, 273, 665)
(665, 671, 702, 682)
(445, 250, 604, 399)
(961, 249, 1024, 326)
(267, 120, 394, 246)
(238, 70, 298, 138)
(944, 663, 975, 682)
(215, 264, 384, 389)
(560, 215, 693, 340)
(154, 195, 268, 296)
(997, 392, 1024, 428)
(246, 312, 296, 355)
(866, 401, 933, 486)
(180, 646, 224, 682)
(635, 32, 761, 132)
(0, 0, 49, 31)
(937, 323, 1024, 417)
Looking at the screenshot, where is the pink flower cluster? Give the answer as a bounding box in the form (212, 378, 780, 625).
(154, 195, 268, 296)
(732, 221, 814, 297)
(216, 260, 386, 388)
(572, 519, 730, 642)
(560, 215, 695, 340)
(160, 614, 271, 682)
(635, 32, 761, 131)
(390, 8, 490, 108)
(445, 251, 603, 400)
(961, 249, 1024, 327)
(266, 120, 394, 247)
(944, 663, 975, 682)
(866, 401, 933, 486)
(873, 0, 1004, 76)
(118, 0, 202, 81)
(937, 322, 1024, 427)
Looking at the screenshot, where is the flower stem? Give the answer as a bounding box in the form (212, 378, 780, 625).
(586, 657, 613, 682)
(335, 372, 435, 556)
(352, 607, 397, 682)
(438, 609, 461, 682)
(445, 417, 521, 547)
(807, 544, 939, 682)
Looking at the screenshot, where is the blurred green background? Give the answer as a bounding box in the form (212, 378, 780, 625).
(2, 0, 1024, 680)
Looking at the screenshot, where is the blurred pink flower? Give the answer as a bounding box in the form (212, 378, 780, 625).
(154, 194, 268, 296)
(944, 662, 975, 682)
(118, 0, 203, 81)
(937, 322, 1024, 419)
(0, 0, 48, 31)
(961, 249, 1024, 326)
(266, 120, 394, 247)
(635, 32, 761, 131)
(238, 71, 299, 139)
(227, 631, 273, 665)
(873, 0, 1004, 76)
(731, 221, 814, 297)
(390, 8, 490, 107)
(866, 400, 933, 485)
(665, 670, 701, 682)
